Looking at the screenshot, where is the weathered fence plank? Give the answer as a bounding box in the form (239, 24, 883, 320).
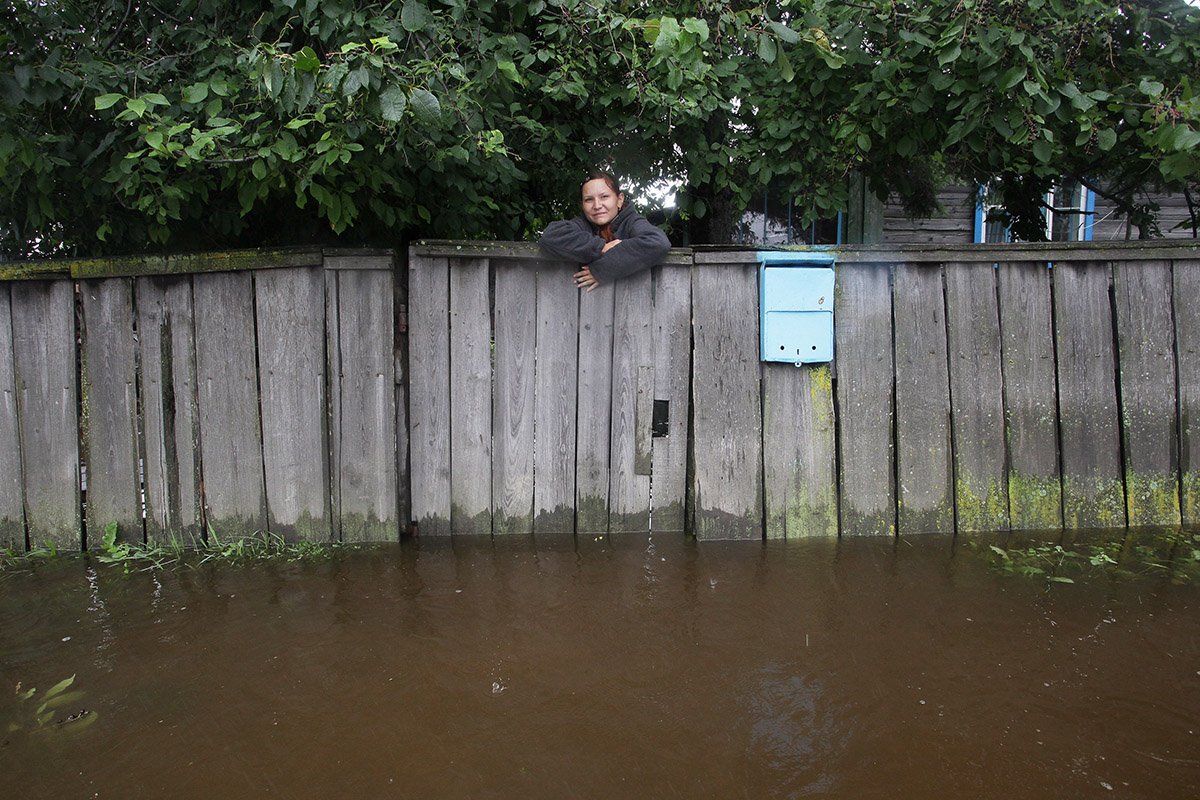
(333, 266, 399, 542)
(449, 258, 493, 535)
(691, 263, 762, 540)
(893, 264, 954, 534)
(492, 260, 537, 535)
(1053, 262, 1126, 528)
(763, 363, 838, 538)
(609, 269, 654, 532)
(81, 278, 142, 544)
(255, 267, 330, 541)
(1113, 260, 1181, 527)
(0, 286, 24, 550)
(1175, 259, 1200, 526)
(650, 264, 691, 532)
(325, 272, 342, 537)
(408, 254, 451, 536)
(136, 276, 202, 544)
(535, 264, 580, 534)
(944, 263, 1009, 532)
(11, 281, 80, 550)
(996, 262, 1062, 530)
(834, 263, 896, 536)
(193, 271, 267, 539)
(573, 276, 610, 534)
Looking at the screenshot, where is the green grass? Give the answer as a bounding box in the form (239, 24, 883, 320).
(976, 529, 1200, 587)
(1, 522, 356, 574)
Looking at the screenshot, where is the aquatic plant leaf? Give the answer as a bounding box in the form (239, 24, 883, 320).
(39, 690, 86, 712)
(59, 710, 99, 735)
(1048, 576, 1074, 584)
(40, 674, 75, 703)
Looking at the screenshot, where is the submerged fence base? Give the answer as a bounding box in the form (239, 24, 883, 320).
(1, 240, 1198, 548)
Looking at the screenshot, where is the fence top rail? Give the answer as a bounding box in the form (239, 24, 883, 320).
(413, 238, 1199, 266)
(0, 247, 394, 282)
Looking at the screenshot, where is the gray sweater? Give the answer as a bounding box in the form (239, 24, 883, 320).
(538, 205, 671, 284)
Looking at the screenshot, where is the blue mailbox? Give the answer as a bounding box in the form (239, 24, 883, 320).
(759, 250, 836, 365)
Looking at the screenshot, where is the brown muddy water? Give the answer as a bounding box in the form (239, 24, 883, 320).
(2, 533, 1198, 800)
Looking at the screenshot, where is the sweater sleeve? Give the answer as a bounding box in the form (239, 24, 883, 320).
(586, 214, 671, 284)
(538, 217, 605, 264)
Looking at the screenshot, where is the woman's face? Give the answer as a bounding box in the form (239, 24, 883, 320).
(581, 178, 624, 227)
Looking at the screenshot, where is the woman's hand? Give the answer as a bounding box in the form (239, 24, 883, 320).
(600, 238, 622, 253)
(574, 266, 600, 292)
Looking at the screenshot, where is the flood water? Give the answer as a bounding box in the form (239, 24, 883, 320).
(2, 533, 1198, 799)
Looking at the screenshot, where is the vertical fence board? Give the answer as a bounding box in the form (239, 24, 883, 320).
(193, 271, 266, 539)
(996, 262, 1062, 530)
(449, 258, 492, 535)
(893, 264, 954, 534)
(335, 267, 399, 542)
(408, 255, 451, 536)
(492, 261, 537, 534)
(136, 277, 202, 544)
(1114, 260, 1181, 527)
(0, 286, 24, 549)
(651, 264, 691, 532)
(609, 270, 653, 532)
(691, 263, 762, 540)
(1053, 262, 1126, 528)
(12, 281, 80, 550)
(255, 267, 330, 541)
(394, 270, 410, 533)
(944, 263, 1009, 532)
(81, 278, 142, 544)
(325, 272, 342, 539)
(535, 265, 580, 534)
(763, 363, 837, 538)
(574, 276, 611, 533)
(1175, 259, 1200, 526)
(834, 264, 895, 536)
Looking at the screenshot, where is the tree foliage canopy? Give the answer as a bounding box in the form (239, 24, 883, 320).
(1, 0, 1197, 258)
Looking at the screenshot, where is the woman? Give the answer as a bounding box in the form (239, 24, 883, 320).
(539, 171, 671, 292)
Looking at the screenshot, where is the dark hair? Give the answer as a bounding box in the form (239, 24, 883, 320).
(581, 170, 622, 195)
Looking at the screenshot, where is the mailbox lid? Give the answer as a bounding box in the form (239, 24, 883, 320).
(760, 266, 834, 312)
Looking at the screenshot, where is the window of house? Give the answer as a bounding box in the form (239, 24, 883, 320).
(736, 186, 843, 246)
(974, 180, 1095, 243)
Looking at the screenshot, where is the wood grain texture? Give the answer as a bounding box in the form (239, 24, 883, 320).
(763, 362, 837, 538)
(574, 275, 612, 533)
(407, 254, 451, 537)
(192, 271, 266, 539)
(650, 264, 692, 533)
(11, 280, 80, 550)
(690, 262, 762, 541)
(1174, 259, 1200, 526)
(1052, 262, 1125, 528)
(943, 263, 1009, 532)
(81, 278, 142, 544)
(534, 263, 579, 534)
(255, 266, 330, 541)
(325, 271, 342, 538)
(834, 263, 896, 536)
(0, 286, 24, 549)
(449, 257, 492, 535)
(892, 263, 954, 534)
(996, 262, 1063, 530)
(334, 267, 398, 542)
(492, 260, 537, 535)
(136, 277, 202, 544)
(609, 269, 653, 532)
(1113, 260, 1181, 527)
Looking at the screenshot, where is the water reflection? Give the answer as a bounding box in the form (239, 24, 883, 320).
(1, 533, 1198, 799)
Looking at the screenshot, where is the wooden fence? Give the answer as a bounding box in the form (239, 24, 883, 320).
(1, 240, 1198, 549)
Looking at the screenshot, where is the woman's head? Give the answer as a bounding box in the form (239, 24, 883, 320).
(580, 171, 625, 227)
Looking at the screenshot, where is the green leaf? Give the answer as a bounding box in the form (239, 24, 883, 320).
(757, 34, 777, 64)
(768, 21, 800, 44)
(1170, 126, 1200, 152)
(378, 85, 407, 122)
(1139, 78, 1165, 98)
(937, 43, 961, 67)
(182, 83, 208, 104)
(1097, 128, 1117, 151)
(857, 132, 870, 152)
(653, 17, 681, 52)
(41, 675, 75, 703)
(681, 18, 709, 41)
(409, 88, 441, 122)
(999, 66, 1027, 91)
(252, 159, 267, 180)
(142, 93, 169, 106)
(1048, 576, 1075, 584)
(295, 46, 320, 74)
(94, 93, 123, 110)
(401, 0, 432, 32)
(497, 60, 522, 85)
(777, 48, 794, 83)
(1032, 139, 1052, 163)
